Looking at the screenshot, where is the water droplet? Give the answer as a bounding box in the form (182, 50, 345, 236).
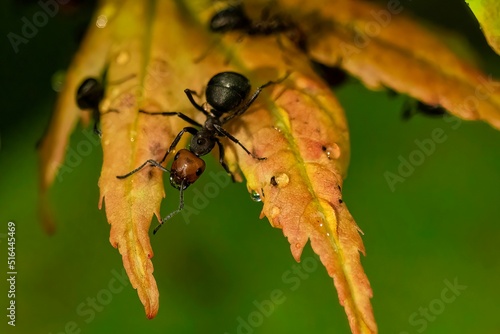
(116, 51, 130, 65)
(270, 206, 280, 218)
(319, 223, 323, 227)
(96, 15, 108, 28)
(274, 173, 289, 187)
(273, 126, 282, 133)
(51, 70, 66, 92)
(295, 243, 301, 249)
(250, 190, 261, 202)
(326, 232, 330, 237)
(130, 137, 135, 142)
(322, 143, 341, 160)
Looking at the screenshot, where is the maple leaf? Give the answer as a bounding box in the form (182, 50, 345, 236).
(37, 0, 500, 333)
(281, 0, 500, 129)
(466, 0, 500, 56)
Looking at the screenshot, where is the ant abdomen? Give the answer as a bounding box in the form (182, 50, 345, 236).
(76, 78, 103, 110)
(210, 6, 251, 33)
(206, 72, 251, 114)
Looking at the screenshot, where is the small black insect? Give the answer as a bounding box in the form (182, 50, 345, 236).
(209, 4, 306, 50)
(116, 71, 288, 233)
(311, 61, 348, 88)
(76, 78, 107, 136)
(210, 4, 305, 47)
(76, 74, 134, 136)
(401, 99, 447, 121)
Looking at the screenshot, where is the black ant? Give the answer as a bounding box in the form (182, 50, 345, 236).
(116, 71, 288, 234)
(210, 4, 306, 51)
(402, 100, 446, 120)
(76, 73, 134, 136)
(194, 4, 305, 63)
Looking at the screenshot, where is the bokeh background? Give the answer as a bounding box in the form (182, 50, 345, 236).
(1, 1, 500, 333)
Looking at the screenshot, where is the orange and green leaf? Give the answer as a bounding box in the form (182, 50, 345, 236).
(38, 0, 500, 332)
(467, 0, 500, 56)
(280, 0, 500, 129)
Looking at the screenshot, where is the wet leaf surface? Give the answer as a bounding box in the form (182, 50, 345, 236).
(467, 0, 500, 56)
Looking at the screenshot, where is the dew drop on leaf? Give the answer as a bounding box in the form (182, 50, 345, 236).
(96, 14, 108, 28)
(116, 51, 130, 65)
(51, 70, 66, 92)
(322, 143, 341, 160)
(250, 190, 262, 202)
(274, 173, 290, 188)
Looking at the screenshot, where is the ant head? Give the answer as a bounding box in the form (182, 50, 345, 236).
(169, 149, 206, 190)
(76, 77, 104, 110)
(206, 72, 251, 116)
(210, 5, 251, 32)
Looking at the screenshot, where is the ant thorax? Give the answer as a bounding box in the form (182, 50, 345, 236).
(204, 116, 220, 131)
(202, 102, 213, 115)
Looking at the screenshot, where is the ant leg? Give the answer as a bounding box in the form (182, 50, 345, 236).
(184, 89, 211, 117)
(153, 179, 186, 234)
(116, 127, 198, 179)
(116, 159, 169, 179)
(213, 124, 266, 160)
(214, 138, 235, 182)
(401, 98, 417, 121)
(221, 72, 290, 124)
(139, 110, 203, 127)
(93, 122, 102, 137)
(158, 127, 198, 164)
(193, 38, 220, 64)
(94, 109, 119, 137)
(92, 109, 102, 137)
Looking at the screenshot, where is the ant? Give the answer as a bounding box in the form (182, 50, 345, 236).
(116, 71, 288, 234)
(76, 73, 134, 137)
(210, 4, 306, 50)
(194, 4, 305, 63)
(402, 100, 446, 120)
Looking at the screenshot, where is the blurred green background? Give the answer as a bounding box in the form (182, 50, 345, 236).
(1, 1, 500, 333)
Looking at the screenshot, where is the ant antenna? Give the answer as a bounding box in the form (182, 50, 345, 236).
(153, 178, 186, 234)
(193, 38, 222, 64)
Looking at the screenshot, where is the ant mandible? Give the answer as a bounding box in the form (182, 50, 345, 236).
(116, 71, 288, 234)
